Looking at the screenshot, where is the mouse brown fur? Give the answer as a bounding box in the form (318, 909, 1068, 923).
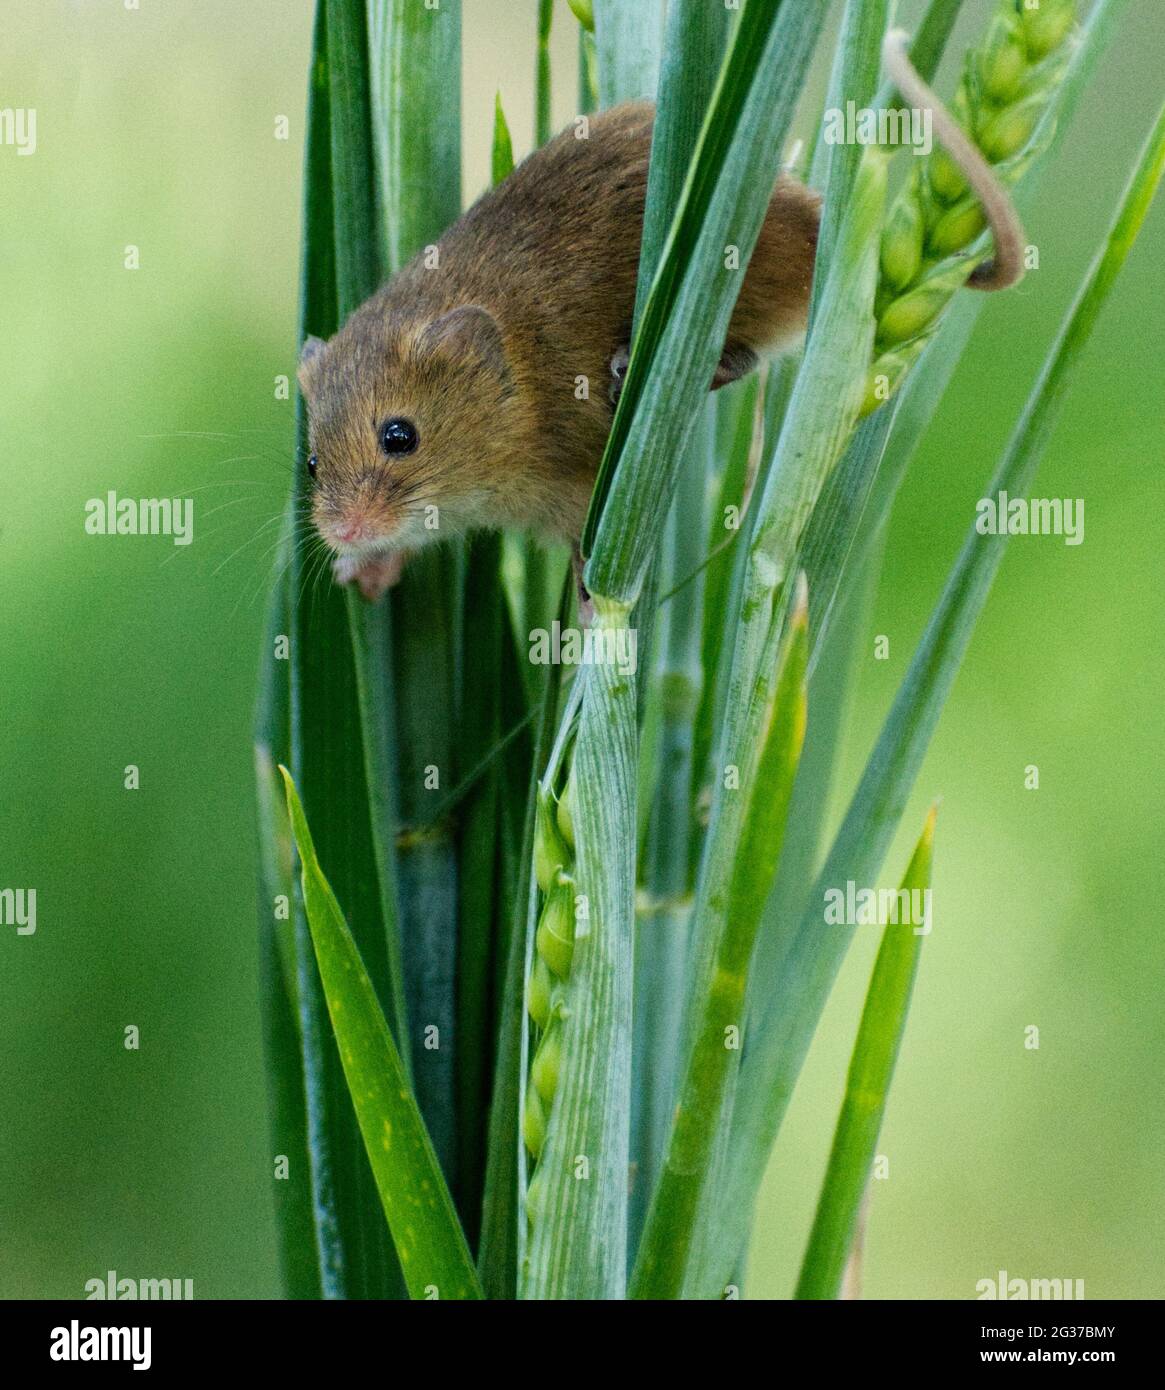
(298, 101, 820, 599)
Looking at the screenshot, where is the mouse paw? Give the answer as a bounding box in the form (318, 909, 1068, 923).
(333, 550, 409, 602)
(571, 543, 595, 627)
(609, 344, 630, 404)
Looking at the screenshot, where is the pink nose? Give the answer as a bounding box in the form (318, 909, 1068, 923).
(333, 519, 365, 544)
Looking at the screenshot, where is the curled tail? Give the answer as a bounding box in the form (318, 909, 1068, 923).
(882, 27, 1026, 292)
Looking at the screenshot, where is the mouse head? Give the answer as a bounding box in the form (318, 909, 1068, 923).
(298, 303, 519, 561)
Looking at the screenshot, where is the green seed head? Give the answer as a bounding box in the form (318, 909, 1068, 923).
(1020, 0, 1076, 62)
(929, 195, 988, 257)
(528, 954, 553, 1031)
(525, 1167, 546, 1225)
(556, 768, 576, 849)
(860, 371, 888, 420)
(536, 883, 575, 979)
(978, 90, 1048, 163)
(980, 11, 1028, 104)
(861, 334, 933, 418)
(567, 0, 594, 32)
(531, 1023, 563, 1107)
(877, 283, 948, 347)
(927, 145, 969, 205)
(522, 1085, 547, 1160)
(534, 787, 570, 894)
(880, 194, 925, 291)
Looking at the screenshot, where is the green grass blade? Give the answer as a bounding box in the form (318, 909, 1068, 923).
(629, 0, 734, 1253)
(271, 0, 404, 1299)
(633, 0, 734, 321)
(795, 807, 937, 1301)
(493, 91, 515, 184)
(522, 634, 639, 1299)
(454, 111, 523, 1251)
(254, 730, 321, 1299)
(689, 371, 763, 831)
(370, 0, 463, 273)
(631, 581, 809, 1299)
(632, 410, 714, 1248)
(368, 0, 465, 1186)
(536, 0, 553, 145)
(593, 0, 662, 109)
(579, 26, 599, 114)
(326, 0, 382, 312)
(324, 0, 417, 1296)
(280, 769, 483, 1300)
(746, 142, 887, 605)
(477, 599, 568, 1298)
(581, 0, 828, 591)
(796, 408, 895, 666)
(701, 89, 1165, 1298)
(454, 534, 505, 1249)
(322, 2, 408, 1090)
(809, 0, 890, 315)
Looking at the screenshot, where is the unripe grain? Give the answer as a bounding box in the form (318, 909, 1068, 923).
(1021, 0, 1076, 61)
(523, 1085, 547, 1159)
(881, 194, 924, 291)
(980, 11, 1028, 103)
(529, 954, 554, 1031)
(536, 881, 576, 979)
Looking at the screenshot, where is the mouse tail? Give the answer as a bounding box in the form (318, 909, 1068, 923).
(882, 27, 1026, 292)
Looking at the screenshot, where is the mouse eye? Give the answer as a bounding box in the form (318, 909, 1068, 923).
(380, 417, 419, 456)
(307, 454, 318, 480)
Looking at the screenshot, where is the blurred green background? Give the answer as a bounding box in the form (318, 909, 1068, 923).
(1, 0, 1161, 1299)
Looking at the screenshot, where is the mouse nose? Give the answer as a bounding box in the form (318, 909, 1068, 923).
(333, 519, 365, 544)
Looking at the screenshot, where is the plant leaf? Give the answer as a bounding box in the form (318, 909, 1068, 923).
(592, 0, 662, 110)
(280, 767, 483, 1300)
(809, 0, 890, 315)
(581, 0, 829, 593)
(629, 0, 735, 1256)
(368, 0, 465, 1186)
(700, 85, 1165, 1298)
(493, 90, 515, 184)
(521, 628, 639, 1299)
(266, 0, 406, 1299)
(536, 0, 554, 146)
(795, 806, 937, 1300)
(631, 578, 809, 1298)
(476, 615, 566, 1297)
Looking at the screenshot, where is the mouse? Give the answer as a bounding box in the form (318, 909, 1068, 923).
(298, 43, 1024, 604)
(296, 101, 819, 601)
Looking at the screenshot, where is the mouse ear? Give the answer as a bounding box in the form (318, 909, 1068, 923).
(417, 306, 511, 386)
(297, 335, 327, 398)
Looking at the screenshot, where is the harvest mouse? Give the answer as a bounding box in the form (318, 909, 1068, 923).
(297, 101, 819, 601)
(298, 44, 1023, 604)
